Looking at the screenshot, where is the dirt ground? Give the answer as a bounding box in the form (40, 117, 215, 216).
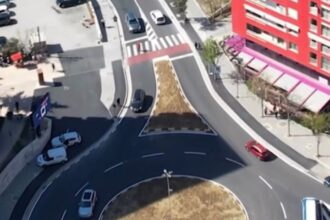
(103, 177, 247, 220)
(146, 60, 209, 131)
(196, 0, 230, 16)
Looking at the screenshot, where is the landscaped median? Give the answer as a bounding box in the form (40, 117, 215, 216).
(141, 57, 213, 135)
(102, 176, 248, 220)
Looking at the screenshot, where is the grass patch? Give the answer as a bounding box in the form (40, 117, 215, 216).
(104, 177, 247, 220)
(146, 60, 209, 131)
(196, 0, 231, 19)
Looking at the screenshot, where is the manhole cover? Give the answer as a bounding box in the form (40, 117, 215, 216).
(263, 123, 272, 131)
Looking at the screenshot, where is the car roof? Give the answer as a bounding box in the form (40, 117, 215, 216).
(151, 10, 163, 18)
(47, 147, 66, 157)
(0, 5, 7, 11)
(64, 131, 78, 139)
(247, 140, 268, 153)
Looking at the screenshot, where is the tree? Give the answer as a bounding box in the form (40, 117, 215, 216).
(0, 38, 25, 57)
(174, 0, 188, 14)
(247, 76, 269, 117)
(301, 113, 329, 157)
(201, 38, 220, 76)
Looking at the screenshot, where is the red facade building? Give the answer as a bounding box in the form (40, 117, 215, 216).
(232, 0, 330, 82)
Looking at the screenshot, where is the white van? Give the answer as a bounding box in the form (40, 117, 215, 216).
(36, 147, 68, 167)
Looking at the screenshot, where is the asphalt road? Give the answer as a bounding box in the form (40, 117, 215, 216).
(23, 1, 330, 220)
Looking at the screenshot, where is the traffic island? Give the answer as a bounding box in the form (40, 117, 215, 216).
(102, 176, 248, 220)
(141, 58, 213, 135)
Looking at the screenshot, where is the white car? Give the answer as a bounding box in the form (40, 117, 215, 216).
(150, 10, 166, 25)
(36, 147, 68, 167)
(78, 189, 97, 218)
(51, 131, 81, 148)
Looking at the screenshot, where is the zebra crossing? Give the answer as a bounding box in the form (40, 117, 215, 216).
(145, 23, 157, 41)
(126, 33, 186, 58)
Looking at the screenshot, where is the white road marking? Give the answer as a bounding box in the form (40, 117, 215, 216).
(132, 44, 138, 56)
(259, 175, 273, 190)
(177, 33, 185, 44)
(74, 182, 89, 197)
(142, 152, 164, 158)
(280, 202, 287, 219)
(60, 209, 67, 220)
(159, 37, 168, 48)
(152, 40, 161, 50)
(144, 41, 150, 51)
(225, 157, 245, 167)
(126, 45, 132, 57)
(125, 35, 148, 44)
(140, 42, 145, 53)
(171, 53, 194, 61)
(165, 36, 174, 47)
(104, 162, 124, 173)
(171, 34, 179, 45)
(184, 151, 206, 155)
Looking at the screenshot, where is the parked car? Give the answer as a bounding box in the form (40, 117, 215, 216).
(0, 5, 10, 26)
(0, 0, 10, 7)
(245, 140, 271, 161)
(56, 0, 83, 8)
(51, 131, 81, 148)
(131, 89, 145, 112)
(78, 189, 97, 218)
(150, 10, 166, 25)
(324, 176, 330, 187)
(125, 12, 141, 33)
(36, 147, 68, 167)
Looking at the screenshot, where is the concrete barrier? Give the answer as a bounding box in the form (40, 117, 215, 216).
(0, 118, 51, 195)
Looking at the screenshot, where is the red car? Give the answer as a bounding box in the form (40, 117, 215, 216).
(245, 140, 271, 161)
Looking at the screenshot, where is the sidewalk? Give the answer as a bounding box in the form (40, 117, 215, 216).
(185, 0, 330, 179)
(0, 2, 120, 219)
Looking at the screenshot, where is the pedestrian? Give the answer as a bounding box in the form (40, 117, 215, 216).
(264, 107, 268, 116)
(137, 42, 141, 52)
(116, 98, 120, 105)
(274, 111, 278, 119)
(194, 42, 198, 49)
(51, 63, 55, 72)
(15, 101, 19, 113)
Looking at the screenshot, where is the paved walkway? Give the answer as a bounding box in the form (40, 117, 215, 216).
(185, 0, 330, 180)
(0, 1, 119, 219)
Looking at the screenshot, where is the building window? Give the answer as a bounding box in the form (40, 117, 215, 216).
(310, 19, 318, 32)
(310, 52, 318, 65)
(322, 44, 330, 55)
(288, 8, 298, 19)
(322, 25, 330, 38)
(322, 57, 330, 71)
(288, 42, 298, 52)
(310, 2, 318, 15)
(310, 39, 318, 49)
(322, 7, 330, 20)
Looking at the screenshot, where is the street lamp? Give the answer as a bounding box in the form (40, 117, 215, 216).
(162, 169, 173, 220)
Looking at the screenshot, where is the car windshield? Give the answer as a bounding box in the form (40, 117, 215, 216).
(59, 135, 66, 143)
(43, 153, 51, 161)
(129, 19, 137, 24)
(80, 201, 91, 208)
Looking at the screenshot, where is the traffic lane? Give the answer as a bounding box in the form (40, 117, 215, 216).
(171, 57, 254, 164)
(171, 57, 329, 214)
(111, 0, 146, 41)
(136, 0, 179, 37)
(128, 61, 156, 119)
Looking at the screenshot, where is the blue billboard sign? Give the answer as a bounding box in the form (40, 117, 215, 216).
(31, 92, 51, 128)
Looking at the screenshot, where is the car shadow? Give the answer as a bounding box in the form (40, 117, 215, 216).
(164, 15, 172, 25)
(138, 18, 146, 33)
(141, 95, 153, 113)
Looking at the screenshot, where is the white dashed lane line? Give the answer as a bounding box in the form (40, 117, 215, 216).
(184, 151, 206, 155)
(103, 162, 124, 173)
(258, 175, 273, 190)
(141, 152, 165, 158)
(60, 209, 67, 220)
(225, 157, 245, 167)
(74, 182, 89, 197)
(280, 201, 287, 219)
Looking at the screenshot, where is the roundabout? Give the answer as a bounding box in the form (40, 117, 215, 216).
(101, 176, 248, 220)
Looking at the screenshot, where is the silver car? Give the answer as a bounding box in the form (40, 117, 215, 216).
(125, 12, 141, 33)
(78, 189, 97, 218)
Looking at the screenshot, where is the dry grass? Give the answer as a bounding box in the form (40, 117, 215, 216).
(104, 177, 247, 220)
(146, 60, 209, 131)
(196, 0, 231, 19)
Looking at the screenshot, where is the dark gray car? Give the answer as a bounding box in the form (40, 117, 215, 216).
(131, 89, 145, 112)
(125, 12, 141, 33)
(0, 6, 10, 26)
